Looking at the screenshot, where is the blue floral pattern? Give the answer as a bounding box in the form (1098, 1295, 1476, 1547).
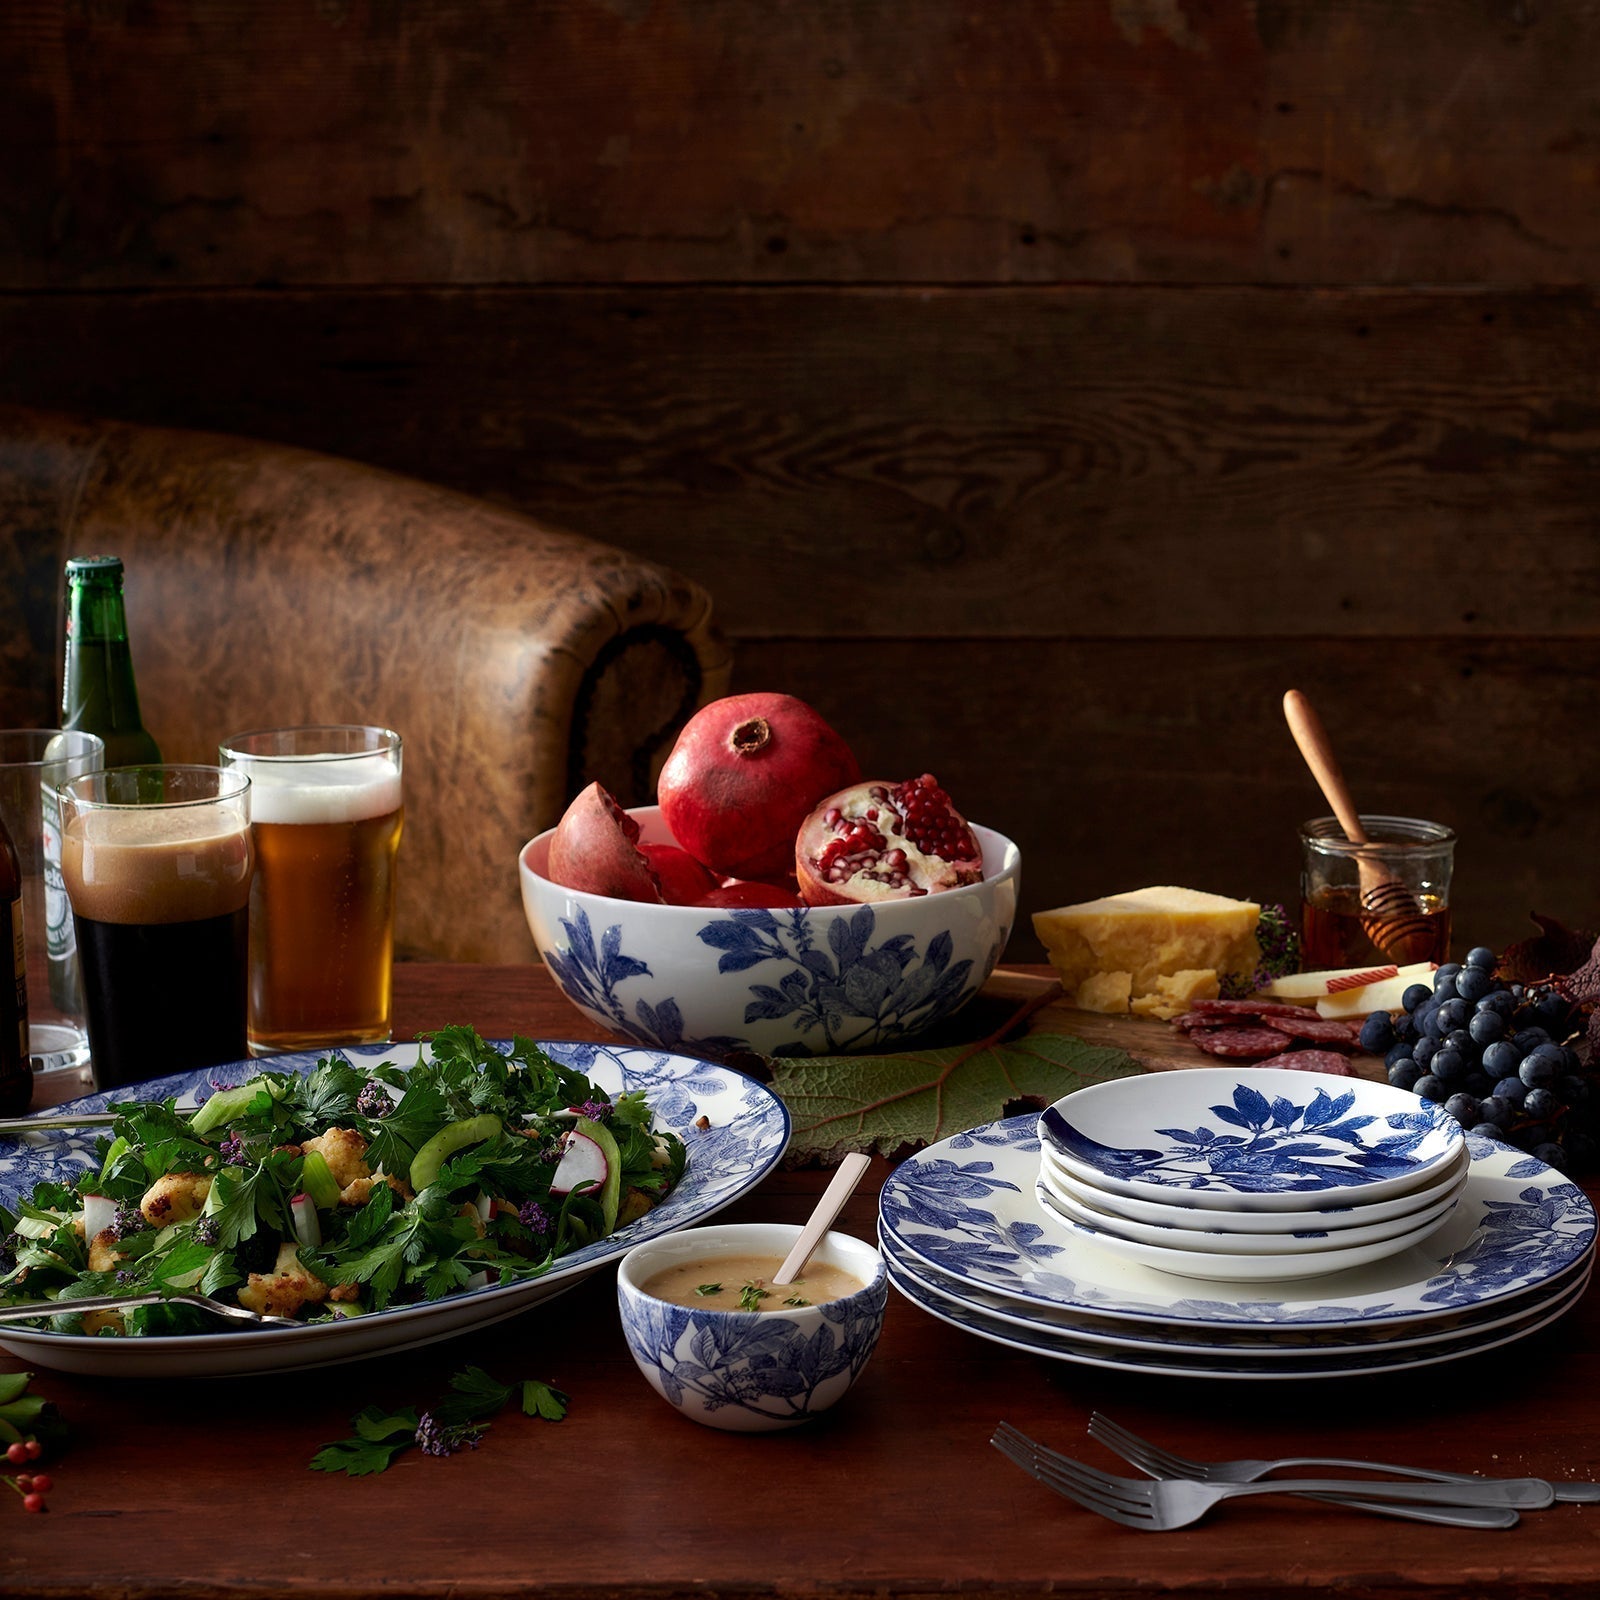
(540, 904, 990, 1057)
(621, 1270, 888, 1426)
(878, 1115, 1595, 1329)
(1042, 1083, 1460, 1195)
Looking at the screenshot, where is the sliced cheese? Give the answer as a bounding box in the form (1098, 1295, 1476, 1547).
(1316, 967, 1438, 1019)
(1130, 968, 1222, 1021)
(1262, 960, 1435, 1001)
(1074, 970, 1133, 1015)
(1035, 886, 1261, 1003)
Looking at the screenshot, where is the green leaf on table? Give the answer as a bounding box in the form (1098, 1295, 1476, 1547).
(521, 1379, 569, 1421)
(769, 1027, 1142, 1164)
(310, 1404, 420, 1476)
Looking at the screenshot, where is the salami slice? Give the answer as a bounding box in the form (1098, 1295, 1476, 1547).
(1252, 1049, 1357, 1076)
(1264, 1014, 1362, 1049)
(1188, 998, 1319, 1021)
(1188, 1026, 1291, 1059)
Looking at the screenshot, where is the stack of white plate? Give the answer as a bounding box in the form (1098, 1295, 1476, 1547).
(876, 1070, 1596, 1381)
(1034, 1069, 1469, 1282)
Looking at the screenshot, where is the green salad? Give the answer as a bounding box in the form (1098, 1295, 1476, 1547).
(0, 1028, 687, 1337)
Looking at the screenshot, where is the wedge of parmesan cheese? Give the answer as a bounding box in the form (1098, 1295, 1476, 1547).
(1074, 970, 1133, 1015)
(1034, 887, 1261, 1012)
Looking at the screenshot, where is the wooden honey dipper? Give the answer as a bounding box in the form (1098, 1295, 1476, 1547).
(1282, 689, 1439, 965)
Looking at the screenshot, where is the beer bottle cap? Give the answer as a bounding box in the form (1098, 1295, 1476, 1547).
(65, 555, 126, 579)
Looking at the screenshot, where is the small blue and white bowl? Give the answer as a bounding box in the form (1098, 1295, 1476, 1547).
(617, 1222, 888, 1433)
(520, 805, 1020, 1057)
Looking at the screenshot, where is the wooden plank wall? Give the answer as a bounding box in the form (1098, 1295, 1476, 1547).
(3, 1, 1599, 962)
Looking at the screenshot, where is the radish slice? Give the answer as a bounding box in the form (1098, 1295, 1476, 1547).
(549, 1130, 609, 1196)
(473, 1191, 492, 1226)
(83, 1193, 116, 1240)
(289, 1193, 323, 1250)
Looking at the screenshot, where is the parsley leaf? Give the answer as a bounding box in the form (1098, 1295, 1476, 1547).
(521, 1379, 569, 1422)
(310, 1405, 421, 1477)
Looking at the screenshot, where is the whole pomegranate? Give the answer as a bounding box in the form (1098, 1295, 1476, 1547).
(546, 782, 662, 902)
(795, 775, 984, 905)
(657, 693, 860, 880)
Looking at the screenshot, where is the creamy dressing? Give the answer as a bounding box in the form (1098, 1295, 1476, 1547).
(641, 1253, 863, 1311)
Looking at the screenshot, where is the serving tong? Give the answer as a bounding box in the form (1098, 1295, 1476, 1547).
(0, 1292, 301, 1330)
(0, 1110, 122, 1136)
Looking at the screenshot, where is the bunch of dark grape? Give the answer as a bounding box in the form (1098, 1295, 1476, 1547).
(1361, 945, 1596, 1175)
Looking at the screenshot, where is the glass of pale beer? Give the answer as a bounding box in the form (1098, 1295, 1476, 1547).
(58, 765, 254, 1089)
(218, 725, 403, 1053)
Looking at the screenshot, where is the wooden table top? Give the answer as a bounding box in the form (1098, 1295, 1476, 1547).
(8, 964, 1600, 1600)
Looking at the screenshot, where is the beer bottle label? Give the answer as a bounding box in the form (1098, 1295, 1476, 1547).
(40, 776, 75, 964)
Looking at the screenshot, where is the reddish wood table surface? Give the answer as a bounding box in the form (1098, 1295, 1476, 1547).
(8, 965, 1600, 1600)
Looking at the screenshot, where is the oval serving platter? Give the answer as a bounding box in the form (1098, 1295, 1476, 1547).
(0, 1040, 789, 1378)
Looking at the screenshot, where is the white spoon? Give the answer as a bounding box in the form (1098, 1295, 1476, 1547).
(772, 1152, 873, 1286)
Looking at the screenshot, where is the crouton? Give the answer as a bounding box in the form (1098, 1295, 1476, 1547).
(337, 1169, 411, 1207)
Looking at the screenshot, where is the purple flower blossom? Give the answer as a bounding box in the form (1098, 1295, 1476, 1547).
(516, 1200, 550, 1234)
(110, 1204, 148, 1240)
(219, 1133, 251, 1167)
(570, 1099, 611, 1123)
(415, 1413, 483, 1457)
(115, 1268, 138, 1285)
(194, 1217, 220, 1248)
(356, 1082, 391, 1119)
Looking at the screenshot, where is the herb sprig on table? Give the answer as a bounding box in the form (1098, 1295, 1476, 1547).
(311, 1364, 568, 1476)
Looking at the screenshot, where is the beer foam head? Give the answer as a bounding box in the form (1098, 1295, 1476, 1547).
(63, 806, 253, 923)
(241, 753, 403, 825)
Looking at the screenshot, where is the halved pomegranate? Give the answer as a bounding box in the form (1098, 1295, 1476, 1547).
(795, 775, 984, 905)
(546, 782, 661, 902)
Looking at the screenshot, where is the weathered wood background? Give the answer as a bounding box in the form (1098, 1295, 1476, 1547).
(3, 0, 1599, 960)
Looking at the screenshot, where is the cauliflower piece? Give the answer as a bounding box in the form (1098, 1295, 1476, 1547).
(302, 1128, 371, 1190)
(87, 1227, 126, 1274)
(80, 1309, 125, 1336)
(140, 1172, 213, 1226)
(236, 1241, 331, 1319)
(338, 1169, 411, 1207)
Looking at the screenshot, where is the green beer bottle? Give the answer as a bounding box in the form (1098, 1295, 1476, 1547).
(61, 556, 163, 768)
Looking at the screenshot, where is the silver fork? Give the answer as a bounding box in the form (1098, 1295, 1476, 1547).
(0, 1292, 301, 1330)
(992, 1424, 1540, 1530)
(1090, 1411, 1600, 1505)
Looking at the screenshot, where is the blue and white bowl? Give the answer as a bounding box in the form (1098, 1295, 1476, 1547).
(617, 1222, 888, 1432)
(520, 805, 1020, 1057)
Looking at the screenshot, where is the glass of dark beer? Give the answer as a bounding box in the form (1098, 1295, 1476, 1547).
(58, 765, 253, 1089)
(218, 726, 402, 1053)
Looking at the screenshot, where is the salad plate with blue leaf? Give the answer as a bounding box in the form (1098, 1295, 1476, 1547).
(1040, 1068, 1463, 1209)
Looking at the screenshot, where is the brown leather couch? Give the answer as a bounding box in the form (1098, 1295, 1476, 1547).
(0, 408, 729, 962)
